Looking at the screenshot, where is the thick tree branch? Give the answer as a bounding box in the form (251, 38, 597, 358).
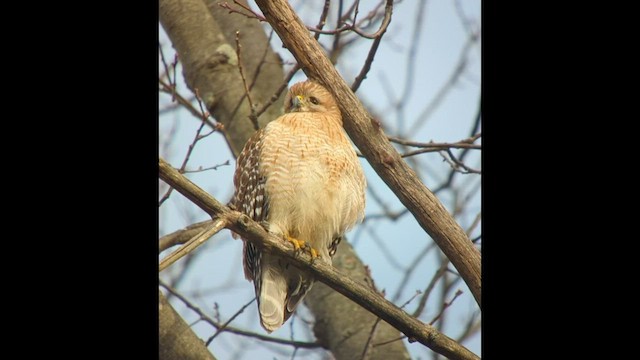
(159, 291, 217, 360)
(159, 158, 479, 360)
(252, 0, 481, 308)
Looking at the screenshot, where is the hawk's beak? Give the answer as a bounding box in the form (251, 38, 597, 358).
(292, 95, 305, 109)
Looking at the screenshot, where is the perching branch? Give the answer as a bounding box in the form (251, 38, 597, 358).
(158, 157, 479, 360)
(253, 0, 481, 309)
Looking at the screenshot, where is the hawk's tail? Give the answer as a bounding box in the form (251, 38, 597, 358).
(257, 270, 287, 333)
(257, 265, 316, 333)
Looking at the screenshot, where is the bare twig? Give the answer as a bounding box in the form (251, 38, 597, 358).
(412, 258, 450, 318)
(432, 103, 481, 194)
(391, 242, 438, 302)
(439, 149, 481, 174)
(360, 317, 381, 360)
(401, 143, 480, 158)
(366, 225, 405, 271)
(397, 0, 427, 134)
(254, 64, 300, 118)
(171, 53, 179, 101)
(429, 290, 463, 326)
(182, 160, 231, 174)
(159, 43, 174, 90)
(466, 212, 481, 237)
(159, 89, 215, 206)
(330, 0, 345, 61)
(351, 0, 393, 92)
(390, 133, 481, 148)
(456, 311, 481, 345)
(314, 0, 331, 40)
(219, 1, 263, 20)
(159, 79, 219, 130)
(373, 335, 406, 347)
(206, 298, 256, 345)
(235, 31, 259, 130)
(409, 34, 479, 134)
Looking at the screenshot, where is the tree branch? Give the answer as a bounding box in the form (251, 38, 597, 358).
(159, 157, 479, 360)
(253, 0, 481, 308)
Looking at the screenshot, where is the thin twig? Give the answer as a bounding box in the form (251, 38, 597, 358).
(249, 30, 275, 93)
(171, 53, 179, 101)
(254, 64, 300, 118)
(314, 0, 332, 40)
(331, 0, 344, 61)
(206, 298, 256, 345)
(442, 149, 481, 174)
(367, 225, 405, 271)
(466, 212, 481, 237)
(159, 88, 215, 206)
(429, 289, 463, 326)
(360, 318, 381, 360)
(219, 1, 263, 21)
(432, 103, 481, 194)
(456, 310, 481, 345)
(373, 335, 406, 347)
(390, 133, 481, 148)
(409, 34, 478, 134)
(352, 0, 393, 92)
(396, 0, 427, 134)
(235, 31, 259, 130)
(363, 183, 404, 221)
(412, 258, 450, 318)
(182, 160, 231, 174)
(158, 43, 174, 93)
(391, 242, 438, 302)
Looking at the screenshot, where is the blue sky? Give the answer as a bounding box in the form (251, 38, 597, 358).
(160, 1, 481, 358)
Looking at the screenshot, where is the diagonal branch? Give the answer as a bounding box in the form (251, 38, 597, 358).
(252, 0, 481, 308)
(158, 157, 478, 360)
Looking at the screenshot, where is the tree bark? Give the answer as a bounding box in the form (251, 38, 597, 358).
(159, 291, 217, 360)
(253, 0, 481, 308)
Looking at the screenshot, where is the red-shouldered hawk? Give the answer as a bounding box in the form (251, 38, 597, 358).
(231, 80, 366, 333)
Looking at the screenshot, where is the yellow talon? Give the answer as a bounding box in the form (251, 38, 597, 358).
(285, 235, 319, 259)
(285, 235, 304, 250)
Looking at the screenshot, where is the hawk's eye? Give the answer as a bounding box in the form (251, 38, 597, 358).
(309, 96, 319, 105)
